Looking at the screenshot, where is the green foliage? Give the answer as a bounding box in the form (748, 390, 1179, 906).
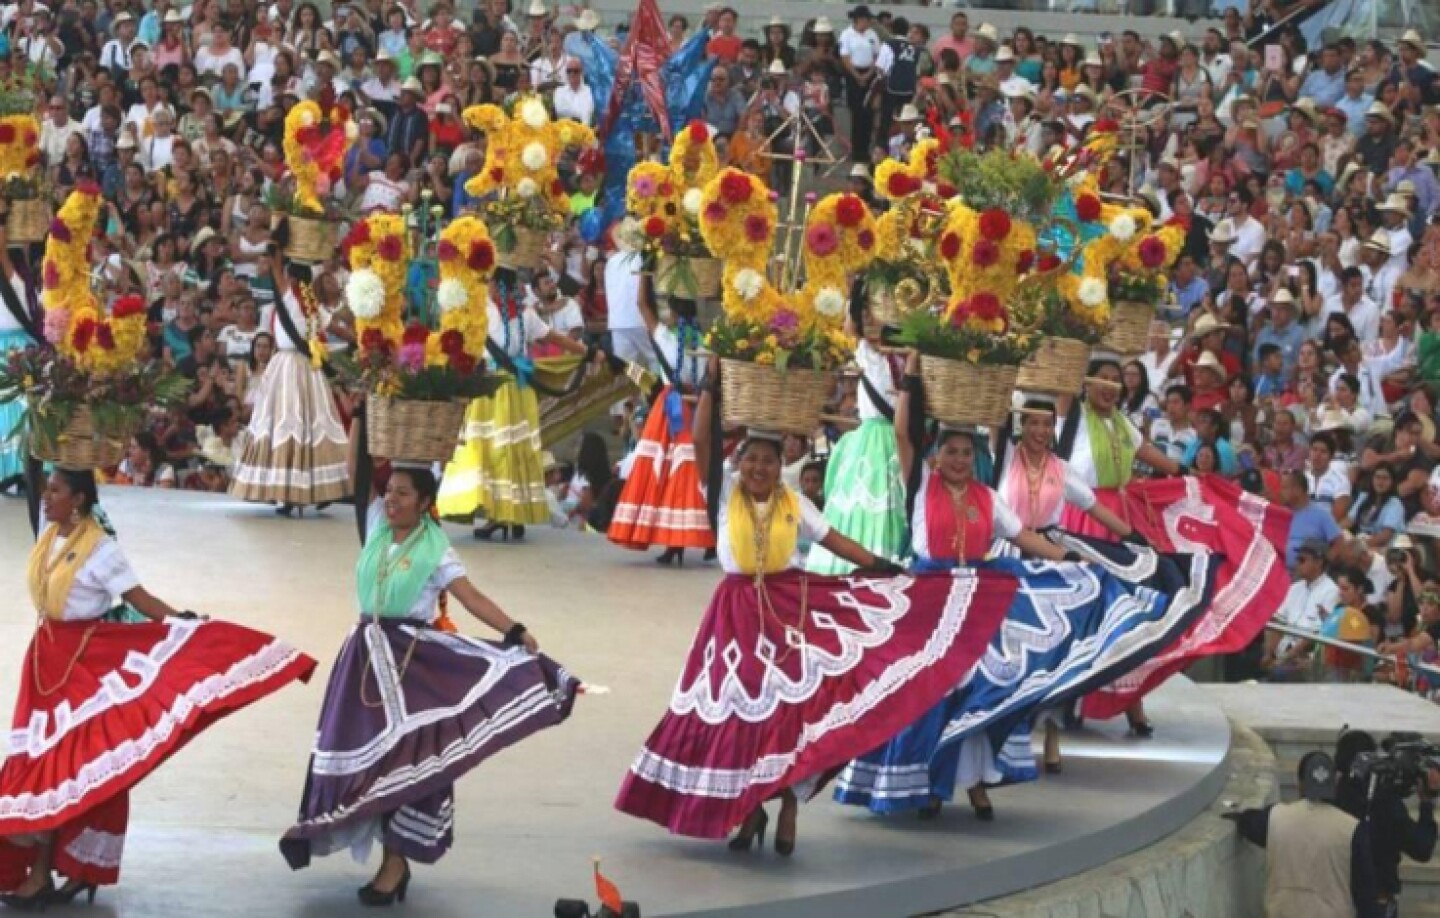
(704, 313, 852, 372)
(892, 306, 1041, 366)
(939, 148, 1064, 223)
(1108, 273, 1166, 305)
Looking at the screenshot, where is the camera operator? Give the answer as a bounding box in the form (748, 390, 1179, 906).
(1228, 751, 1384, 918)
(1336, 731, 1438, 917)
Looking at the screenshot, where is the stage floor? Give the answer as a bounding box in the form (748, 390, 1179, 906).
(0, 489, 1231, 917)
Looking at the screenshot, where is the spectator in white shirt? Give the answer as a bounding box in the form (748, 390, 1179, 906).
(604, 241, 655, 370)
(1326, 266, 1380, 345)
(195, 28, 245, 80)
(139, 107, 178, 173)
(552, 61, 595, 127)
(1363, 229, 1404, 315)
(100, 12, 141, 72)
(1227, 187, 1266, 266)
(38, 95, 82, 167)
(1307, 431, 1353, 521)
(1263, 541, 1339, 680)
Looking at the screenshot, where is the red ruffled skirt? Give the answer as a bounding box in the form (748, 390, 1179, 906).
(0, 619, 316, 889)
(607, 387, 714, 551)
(1066, 476, 1290, 719)
(615, 570, 1015, 839)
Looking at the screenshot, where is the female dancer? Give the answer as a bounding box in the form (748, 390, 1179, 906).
(438, 267, 593, 541)
(607, 276, 715, 564)
(229, 253, 351, 514)
(806, 286, 907, 574)
(0, 469, 316, 908)
(615, 358, 1017, 855)
(0, 239, 29, 494)
(281, 464, 579, 904)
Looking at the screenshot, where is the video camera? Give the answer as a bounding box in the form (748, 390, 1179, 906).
(1348, 732, 1440, 800)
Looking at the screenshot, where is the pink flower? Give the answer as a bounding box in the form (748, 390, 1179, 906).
(397, 342, 426, 371)
(768, 309, 800, 334)
(1138, 235, 1167, 269)
(43, 306, 69, 345)
(744, 214, 769, 243)
(703, 202, 727, 223)
(633, 174, 657, 198)
(806, 223, 839, 256)
(42, 260, 59, 290)
(49, 219, 71, 244)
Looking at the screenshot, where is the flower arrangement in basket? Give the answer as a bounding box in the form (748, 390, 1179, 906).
(889, 145, 1082, 426)
(866, 139, 954, 328)
(0, 72, 47, 242)
(698, 166, 877, 433)
(626, 120, 724, 300)
(342, 212, 496, 461)
(0, 185, 188, 467)
(280, 91, 356, 261)
(461, 96, 597, 269)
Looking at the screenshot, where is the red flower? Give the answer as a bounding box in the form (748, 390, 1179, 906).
(971, 239, 999, 268)
(720, 171, 752, 205)
(440, 329, 465, 355)
(1138, 235, 1167, 269)
(978, 209, 1011, 241)
(489, 166, 505, 183)
(687, 120, 709, 143)
(468, 240, 495, 271)
(552, 179, 566, 199)
(42, 260, 58, 289)
(296, 125, 319, 146)
(857, 228, 874, 250)
(24, 151, 37, 169)
(969, 292, 1003, 322)
(924, 148, 939, 178)
(48, 219, 70, 243)
(112, 295, 145, 319)
(377, 235, 403, 261)
(703, 202, 727, 223)
(403, 322, 429, 345)
(21, 129, 35, 146)
(644, 215, 668, 238)
(72, 317, 96, 353)
(360, 328, 386, 351)
(1093, 118, 1120, 134)
(939, 231, 962, 260)
(76, 180, 100, 197)
(658, 181, 674, 197)
(744, 214, 769, 243)
(835, 195, 865, 228)
(886, 171, 917, 197)
(1075, 193, 1102, 222)
(0, 124, 15, 143)
(1038, 252, 1061, 272)
(437, 240, 459, 262)
(95, 323, 115, 350)
(1017, 250, 1035, 273)
(936, 181, 957, 199)
(452, 352, 477, 375)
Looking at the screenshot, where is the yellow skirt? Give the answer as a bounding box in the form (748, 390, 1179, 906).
(438, 376, 550, 524)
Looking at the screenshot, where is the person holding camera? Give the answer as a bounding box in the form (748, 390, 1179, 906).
(1336, 731, 1438, 916)
(1229, 750, 1384, 918)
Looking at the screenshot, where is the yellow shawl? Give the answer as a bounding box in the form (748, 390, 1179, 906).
(27, 517, 106, 620)
(727, 484, 800, 576)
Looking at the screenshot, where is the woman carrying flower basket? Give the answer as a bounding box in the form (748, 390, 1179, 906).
(229, 252, 352, 513)
(0, 243, 30, 494)
(605, 273, 715, 564)
(0, 467, 316, 909)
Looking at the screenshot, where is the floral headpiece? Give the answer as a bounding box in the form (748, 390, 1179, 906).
(283, 94, 357, 213)
(462, 96, 597, 209)
(41, 184, 146, 375)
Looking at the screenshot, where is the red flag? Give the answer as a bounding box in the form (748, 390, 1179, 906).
(594, 859, 623, 914)
(601, 0, 673, 140)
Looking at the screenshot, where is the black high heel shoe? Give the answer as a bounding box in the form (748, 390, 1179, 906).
(357, 864, 411, 907)
(702, 548, 717, 563)
(1127, 714, 1155, 739)
(473, 522, 510, 542)
(51, 881, 97, 906)
(1, 878, 55, 912)
(967, 787, 995, 822)
(727, 808, 769, 852)
(917, 797, 944, 820)
(510, 525, 525, 541)
(656, 548, 684, 566)
(775, 799, 798, 857)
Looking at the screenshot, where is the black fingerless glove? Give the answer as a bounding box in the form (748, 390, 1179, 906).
(503, 623, 528, 647)
(1124, 530, 1150, 549)
(869, 559, 905, 576)
(1062, 550, 1083, 563)
(173, 610, 200, 621)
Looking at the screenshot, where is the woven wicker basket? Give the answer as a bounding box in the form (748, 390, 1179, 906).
(285, 215, 337, 264)
(918, 356, 1018, 428)
(496, 226, 546, 270)
(656, 255, 723, 300)
(30, 406, 132, 470)
(7, 198, 49, 245)
(367, 395, 469, 463)
(1103, 299, 1156, 355)
(720, 359, 832, 434)
(1016, 337, 1090, 396)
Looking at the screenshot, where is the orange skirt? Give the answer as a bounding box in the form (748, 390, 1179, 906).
(608, 387, 714, 550)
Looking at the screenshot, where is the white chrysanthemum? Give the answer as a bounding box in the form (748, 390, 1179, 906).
(516, 177, 538, 198)
(1109, 214, 1137, 242)
(437, 278, 469, 313)
(344, 121, 359, 142)
(733, 268, 764, 301)
(1078, 276, 1107, 307)
(814, 286, 845, 318)
(345, 269, 385, 319)
(522, 142, 548, 172)
(299, 111, 316, 127)
(683, 188, 703, 215)
(519, 98, 549, 129)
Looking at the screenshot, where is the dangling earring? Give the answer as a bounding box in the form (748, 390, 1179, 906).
(69, 507, 81, 524)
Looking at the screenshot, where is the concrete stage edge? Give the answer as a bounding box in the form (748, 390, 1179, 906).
(0, 490, 1231, 918)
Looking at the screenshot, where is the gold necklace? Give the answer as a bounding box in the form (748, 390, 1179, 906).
(1019, 445, 1051, 529)
(741, 487, 807, 658)
(946, 478, 971, 562)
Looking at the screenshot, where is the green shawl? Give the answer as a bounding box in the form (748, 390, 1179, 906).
(1085, 404, 1139, 489)
(355, 517, 451, 618)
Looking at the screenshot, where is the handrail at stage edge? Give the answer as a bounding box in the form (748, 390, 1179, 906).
(1264, 620, 1440, 680)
